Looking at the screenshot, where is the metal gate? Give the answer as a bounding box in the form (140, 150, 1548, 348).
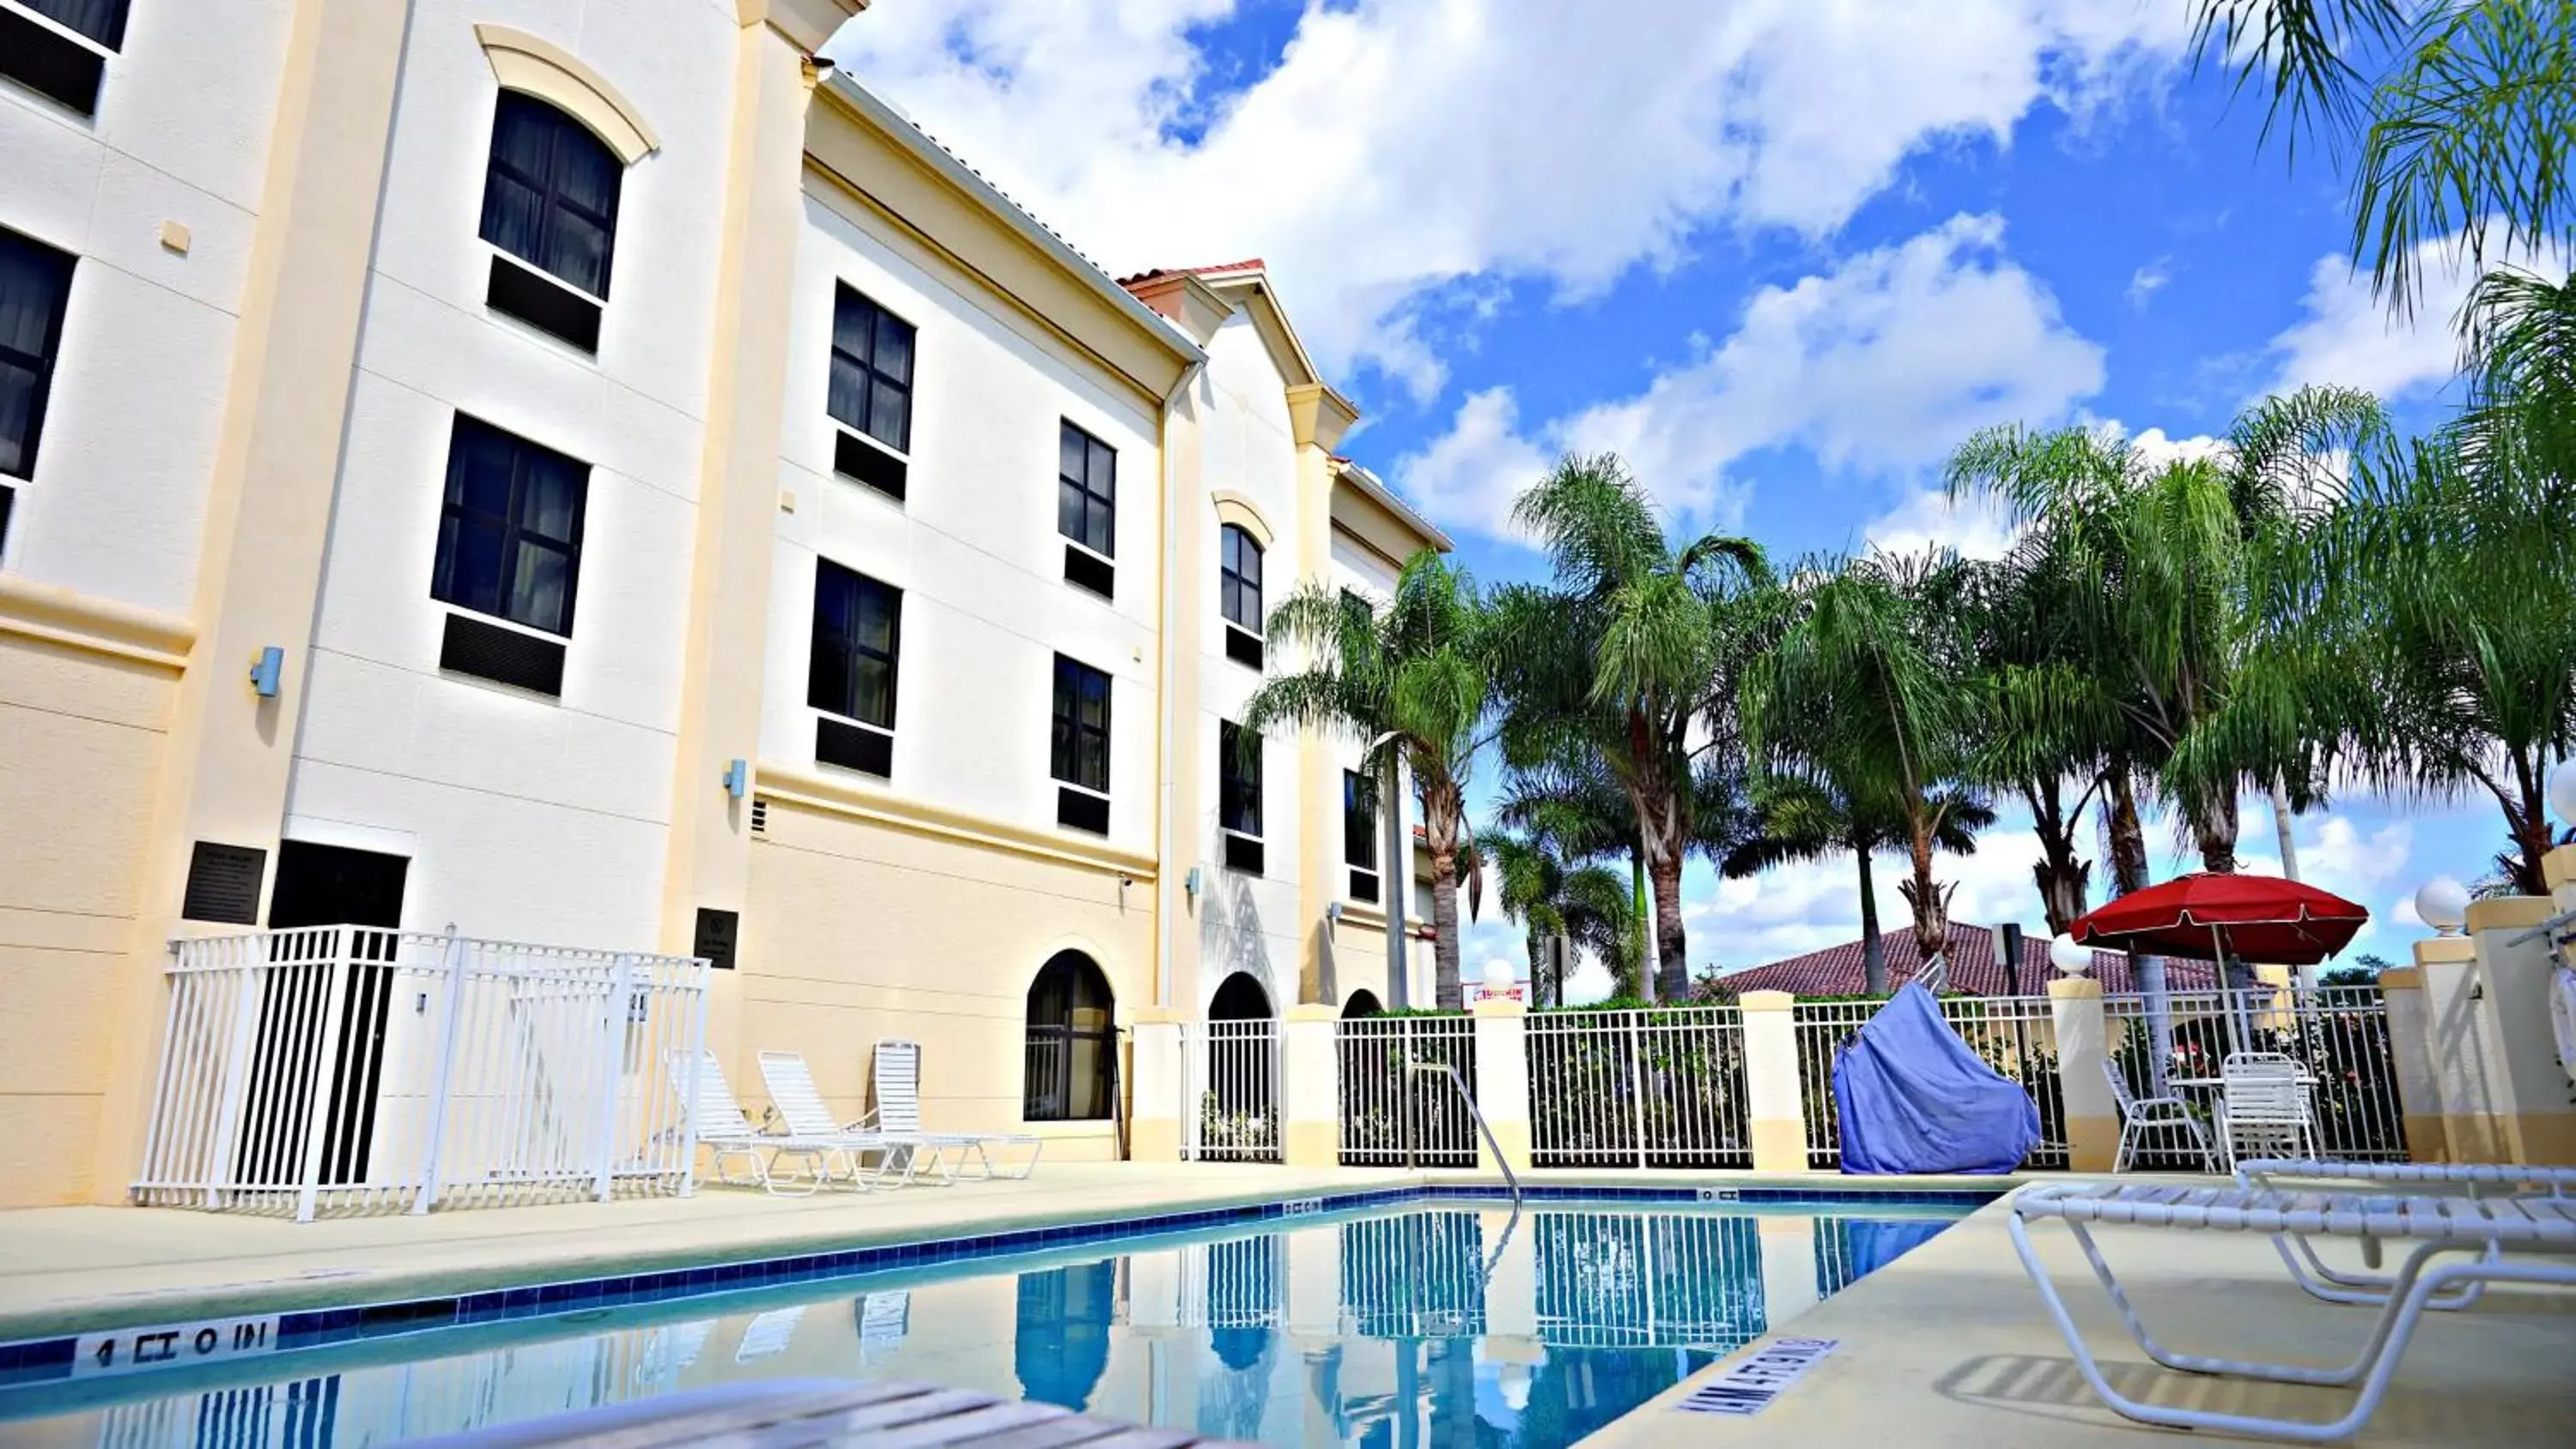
(1525, 1007, 1751, 1168)
(134, 925, 709, 1219)
(1335, 1014, 1479, 1167)
(1179, 1019, 1282, 1163)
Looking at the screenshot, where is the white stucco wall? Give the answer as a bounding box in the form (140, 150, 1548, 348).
(1193, 310, 1303, 1016)
(763, 192, 1162, 854)
(0, 0, 296, 608)
(287, 0, 740, 945)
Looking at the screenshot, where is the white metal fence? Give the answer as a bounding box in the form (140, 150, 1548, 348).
(1180, 1019, 1282, 1163)
(1526, 1007, 1751, 1168)
(134, 925, 709, 1220)
(1791, 996, 2070, 1169)
(1336, 1015, 1479, 1167)
(2107, 985, 2408, 1164)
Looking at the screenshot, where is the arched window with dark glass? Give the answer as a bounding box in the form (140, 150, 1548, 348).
(1024, 951, 1115, 1121)
(1219, 524, 1262, 633)
(480, 93, 623, 349)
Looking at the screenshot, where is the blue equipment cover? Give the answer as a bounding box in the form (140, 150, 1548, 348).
(1832, 984, 2038, 1174)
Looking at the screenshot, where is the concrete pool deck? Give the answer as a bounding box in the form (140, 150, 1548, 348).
(1596, 1191, 2576, 1448)
(6, 1167, 2567, 1446)
(0, 1164, 2007, 1341)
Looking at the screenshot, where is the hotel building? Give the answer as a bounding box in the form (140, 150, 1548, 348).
(0, 0, 1447, 1206)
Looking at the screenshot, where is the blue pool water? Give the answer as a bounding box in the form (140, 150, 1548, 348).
(0, 1195, 1975, 1448)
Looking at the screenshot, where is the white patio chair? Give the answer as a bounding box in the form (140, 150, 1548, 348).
(2235, 1157, 2576, 1311)
(734, 1306, 806, 1363)
(2009, 1179, 2576, 1442)
(754, 1051, 900, 1190)
(2216, 1054, 2317, 1167)
(2102, 1058, 2219, 1173)
(668, 1050, 850, 1197)
(860, 1039, 1043, 1183)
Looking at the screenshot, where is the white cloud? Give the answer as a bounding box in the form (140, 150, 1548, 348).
(2262, 227, 2569, 402)
(830, 2, 2186, 391)
(1398, 214, 2107, 539)
(2125, 425, 2227, 469)
(1865, 488, 2020, 560)
(1393, 388, 1552, 541)
(2126, 257, 2171, 308)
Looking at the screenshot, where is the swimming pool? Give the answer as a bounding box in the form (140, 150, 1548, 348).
(0, 1191, 1980, 1447)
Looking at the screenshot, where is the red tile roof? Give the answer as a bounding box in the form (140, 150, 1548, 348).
(1717, 924, 2218, 997)
(1116, 258, 1269, 290)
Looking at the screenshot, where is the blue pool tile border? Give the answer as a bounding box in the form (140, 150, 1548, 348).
(0, 1182, 1996, 1389)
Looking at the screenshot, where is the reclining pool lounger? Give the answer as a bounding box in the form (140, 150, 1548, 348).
(2009, 1179, 2576, 1443)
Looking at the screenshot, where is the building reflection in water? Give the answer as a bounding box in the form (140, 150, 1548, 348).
(57, 1208, 1956, 1449)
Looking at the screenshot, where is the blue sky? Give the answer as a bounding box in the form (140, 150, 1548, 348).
(828, 1, 2530, 986)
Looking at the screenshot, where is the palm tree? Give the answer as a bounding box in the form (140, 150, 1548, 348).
(1947, 387, 2384, 879)
(1474, 828, 1643, 1004)
(1743, 552, 1988, 969)
(2190, 1, 2576, 317)
(1497, 454, 1770, 1001)
(1242, 553, 1499, 1009)
(1956, 550, 2112, 933)
(1720, 774, 1991, 993)
(1493, 754, 1651, 987)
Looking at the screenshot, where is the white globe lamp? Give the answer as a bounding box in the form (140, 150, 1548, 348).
(1480, 956, 1519, 1000)
(2552, 758, 2576, 829)
(2048, 935, 2093, 977)
(2415, 876, 2471, 937)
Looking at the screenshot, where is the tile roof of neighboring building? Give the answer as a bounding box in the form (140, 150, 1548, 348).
(1116, 258, 1269, 288)
(1716, 924, 2220, 997)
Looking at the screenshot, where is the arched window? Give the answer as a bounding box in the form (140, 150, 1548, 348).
(1024, 951, 1115, 1121)
(480, 92, 624, 350)
(1341, 989, 1383, 1019)
(1219, 524, 1263, 633)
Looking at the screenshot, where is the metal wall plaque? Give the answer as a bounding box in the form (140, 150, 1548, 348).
(693, 907, 739, 971)
(179, 842, 266, 925)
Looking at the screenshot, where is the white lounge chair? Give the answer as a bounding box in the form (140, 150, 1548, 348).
(2010, 1179, 2576, 1442)
(669, 1050, 854, 1197)
(2217, 1053, 2318, 1167)
(860, 1039, 1043, 1183)
(754, 1050, 900, 1190)
(2103, 1058, 2218, 1173)
(2236, 1157, 2576, 1310)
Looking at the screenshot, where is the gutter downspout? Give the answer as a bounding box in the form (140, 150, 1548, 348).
(1153, 358, 1206, 1009)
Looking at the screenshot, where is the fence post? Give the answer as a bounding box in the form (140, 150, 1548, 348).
(292, 928, 355, 1224)
(1128, 1009, 1184, 1162)
(594, 954, 635, 1201)
(2413, 933, 2498, 1161)
(1280, 1005, 1340, 1168)
(2048, 977, 2116, 1172)
(2467, 897, 2575, 1166)
(1469, 998, 1532, 1175)
(2372, 966, 2445, 1164)
(409, 929, 472, 1216)
(1739, 991, 1804, 1173)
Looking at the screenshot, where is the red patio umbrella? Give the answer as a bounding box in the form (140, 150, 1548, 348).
(2066, 872, 2369, 967)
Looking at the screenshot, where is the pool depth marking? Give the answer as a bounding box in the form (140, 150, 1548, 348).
(74, 1317, 280, 1379)
(1672, 1337, 1840, 1417)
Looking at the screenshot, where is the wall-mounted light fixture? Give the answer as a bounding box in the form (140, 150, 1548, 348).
(1325, 901, 1345, 925)
(249, 646, 283, 698)
(722, 759, 750, 799)
(1184, 865, 1203, 904)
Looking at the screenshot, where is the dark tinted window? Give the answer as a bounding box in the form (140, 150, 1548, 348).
(1024, 951, 1115, 1122)
(1343, 769, 1377, 869)
(1220, 721, 1262, 837)
(1057, 421, 1115, 558)
(809, 559, 901, 730)
(1220, 524, 1263, 633)
(1050, 655, 1111, 793)
(479, 94, 623, 299)
(829, 285, 914, 455)
(25, 0, 128, 47)
(0, 227, 75, 482)
(431, 415, 588, 636)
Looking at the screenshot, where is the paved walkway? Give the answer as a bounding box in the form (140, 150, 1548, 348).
(1590, 1192, 2576, 1448)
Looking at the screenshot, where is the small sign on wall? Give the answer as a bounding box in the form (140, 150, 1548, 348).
(74, 1315, 282, 1379)
(180, 842, 266, 925)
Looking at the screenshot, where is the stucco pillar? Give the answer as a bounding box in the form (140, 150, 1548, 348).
(90, 0, 416, 1203)
(2468, 898, 2575, 1165)
(2049, 977, 2118, 1173)
(1281, 1004, 1340, 1168)
(1128, 1009, 1184, 1162)
(1469, 999, 1532, 1175)
(1741, 991, 1807, 1173)
(2374, 967, 2446, 1163)
(2549, 844, 2576, 909)
(2415, 934, 2507, 1161)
